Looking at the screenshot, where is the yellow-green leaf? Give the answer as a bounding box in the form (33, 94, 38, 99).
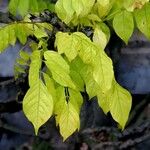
(54, 86, 82, 140)
(9, 0, 19, 16)
(0, 24, 16, 53)
(59, 102, 80, 141)
(55, 32, 78, 61)
(15, 24, 28, 45)
(72, 0, 83, 17)
(29, 51, 41, 87)
(70, 70, 84, 92)
(20, 50, 30, 61)
(97, 0, 111, 18)
(54, 86, 66, 125)
(44, 51, 76, 89)
(56, 32, 99, 64)
(93, 52, 114, 94)
(23, 79, 53, 135)
(43, 73, 57, 103)
(55, 0, 71, 24)
(97, 90, 110, 114)
(55, 0, 95, 24)
(73, 32, 98, 65)
(108, 80, 132, 129)
(93, 27, 108, 49)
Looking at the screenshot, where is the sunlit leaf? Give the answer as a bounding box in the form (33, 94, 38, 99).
(54, 86, 82, 140)
(109, 80, 132, 129)
(44, 51, 76, 89)
(29, 51, 41, 87)
(23, 79, 53, 134)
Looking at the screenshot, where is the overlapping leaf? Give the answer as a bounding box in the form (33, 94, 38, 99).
(29, 51, 41, 87)
(0, 24, 16, 53)
(55, 32, 99, 64)
(54, 86, 83, 140)
(0, 22, 51, 53)
(55, 0, 95, 24)
(93, 52, 114, 94)
(9, 0, 53, 17)
(44, 51, 76, 89)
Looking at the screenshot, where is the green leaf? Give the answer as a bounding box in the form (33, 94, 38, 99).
(15, 24, 28, 45)
(9, 0, 19, 15)
(134, 3, 150, 39)
(83, 66, 100, 99)
(108, 80, 132, 129)
(0, 24, 16, 53)
(18, 0, 29, 17)
(0, 22, 51, 53)
(29, 51, 41, 87)
(14, 64, 26, 74)
(20, 50, 30, 61)
(30, 0, 39, 12)
(44, 51, 76, 89)
(71, 56, 99, 99)
(16, 58, 27, 65)
(113, 10, 134, 44)
(9, 0, 52, 17)
(68, 88, 83, 113)
(23, 79, 53, 135)
(70, 69, 84, 92)
(32, 24, 51, 39)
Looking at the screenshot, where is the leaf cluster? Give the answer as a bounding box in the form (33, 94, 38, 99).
(1, 0, 149, 140)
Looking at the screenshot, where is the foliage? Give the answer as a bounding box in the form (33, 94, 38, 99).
(1, 0, 150, 140)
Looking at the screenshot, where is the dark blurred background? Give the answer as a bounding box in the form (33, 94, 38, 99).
(0, 0, 150, 150)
